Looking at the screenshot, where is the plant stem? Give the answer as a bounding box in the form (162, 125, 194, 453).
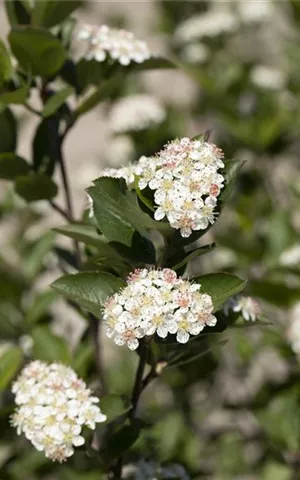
(49, 200, 71, 221)
(130, 339, 149, 420)
(89, 313, 107, 394)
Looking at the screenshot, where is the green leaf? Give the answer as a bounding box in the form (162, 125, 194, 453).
(0, 39, 13, 88)
(54, 223, 106, 248)
(24, 289, 57, 325)
(0, 153, 30, 180)
(262, 463, 291, 480)
(5, 0, 31, 26)
(101, 421, 141, 461)
(0, 106, 17, 153)
(75, 74, 122, 118)
(22, 231, 56, 279)
(51, 272, 125, 317)
(0, 347, 23, 391)
(195, 273, 247, 311)
(0, 80, 30, 105)
(72, 343, 93, 378)
(42, 86, 73, 117)
(9, 26, 66, 77)
(15, 173, 58, 202)
(32, 1, 81, 28)
(87, 178, 158, 247)
(219, 159, 243, 203)
(171, 243, 216, 271)
(32, 118, 58, 176)
(130, 56, 175, 72)
(100, 395, 130, 423)
(32, 326, 71, 363)
(249, 280, 300, 307)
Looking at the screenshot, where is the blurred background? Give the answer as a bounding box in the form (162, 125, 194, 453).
(1, 1, 300, 479)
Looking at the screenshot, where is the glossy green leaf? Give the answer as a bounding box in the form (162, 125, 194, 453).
(0, 347, 23, 391)
(32, 1, 81, 28)
(32, 326, 71, 363)
(32, 118, 58, 176)
(0, 80, 30, 105)
(15, 173, 58, 202)
(0, 106, 17, 153)
(42, 86, 73, 117)
(9, 26, 66, 77)
(54, 223, 106, 247)
(0, 153, 30, 180)
(0, 39, 13, 88)
(87, 178, 158, 247)
(195, 273, 247, 311)
(51, 272, 125, 317)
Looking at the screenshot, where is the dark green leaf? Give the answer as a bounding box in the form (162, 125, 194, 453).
(0, 80, 30, 105)
(72, 343, 93, 378)
(129, 56, 175, 72)
(9, 26, 66, 77)
(32, 118, 58, 176)
(195, 273, 247, 311)
(219, 159, 244, 203)
(0, 106, 17, 153)
(249, 280, 300, 307)
(51, 272, 125, 317)
(24, 289, 57, 325)
(171, 243, 216, 271)
(0, 153, 30, 180)
(32, 1, 80, 28)
(0, 347, 23, 391)
(75, 74, 122, 118)
(32, 326, 71, 363)
(100, 395, 131, 423)
(87, 178, 158, 247)
(0, 39, 13, 88)
(42, 86, 73, 117)
(5, 0, 31, 26)
(15, 173, 58, 201)
(101, 421, 141, 460)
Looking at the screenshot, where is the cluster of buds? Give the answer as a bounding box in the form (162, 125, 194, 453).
(136, 137, 225, 237)
(11, 361, 106, 462)
(223, 295, 261, 321)
(77, 24, 151, 66)
(103, 268, 217, 350)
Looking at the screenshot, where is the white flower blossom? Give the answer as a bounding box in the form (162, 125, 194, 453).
(136, 137, 225, 237)
(238, 1, 274, 24)
(175, 10, 238, 44)
(280, 245, 300, 267)
(109, 95, 166, 133)
(77, 24, 151, 66)
(224, 295, 261, 322)
(11, 361, 106, 462)
(250, 65, 286, 91)
(103, 268, 217, 350)
(181, 43, 209, 64)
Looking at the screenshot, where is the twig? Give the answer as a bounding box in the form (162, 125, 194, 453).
(49, 200, 71, 221)
(24, 102, 41, 116)
(89, 313, 107, 395)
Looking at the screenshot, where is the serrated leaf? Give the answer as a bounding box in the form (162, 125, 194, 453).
(87, 178, 158, 247)
(51, 272, 125, 317)
(32, 326, 71, 363)
(0, 106, 17, 153)
(15, 173, 58, 202)
(0, 347, 23, 391)
(9, 26, 66, 77)
(0, 153, 30, 180)
(42, 86, 73, 117)
(195, 273, 247, 311)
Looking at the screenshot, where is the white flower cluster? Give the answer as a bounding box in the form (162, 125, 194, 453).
(175, 10, 238, 44)
(280, 244, 300, 267)
(11, 361, 106, 462)
(109, 94, 166, 133)
(103, 268, 217, 350)
(250, 65, 286, 91)
(224, 295, 260, 322)
(77, 24, 151, 66)
(136, 137, 225, 238)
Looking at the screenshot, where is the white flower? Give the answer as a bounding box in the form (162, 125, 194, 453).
(103, 268, 216, 350)
(223, 295, 260, 322)
(97, 165, 136, 186)
(280, 245, 300, 267)
(175, 10, 238, 44)
(250, 65, 286, 91)
(77, 24, 151, 65)
(238, 1, 274, 24)
(11, 362, 106, 462)
(136, 137, 225, 237)
(109, 95, 166, 133)
(181, 43, 209, 64)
